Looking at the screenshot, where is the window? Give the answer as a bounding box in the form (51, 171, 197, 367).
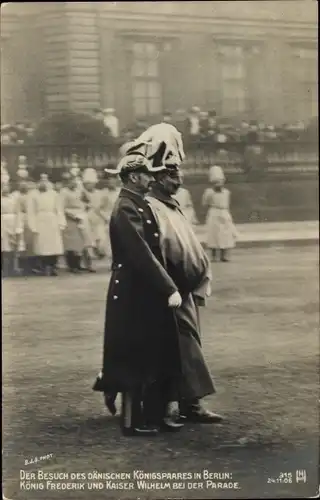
(131, 42, 162, 117)
(292, 46, 317, 118)
(218, 44, 247, 116)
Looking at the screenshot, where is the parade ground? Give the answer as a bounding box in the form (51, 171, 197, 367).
(2, 244, 319, 500)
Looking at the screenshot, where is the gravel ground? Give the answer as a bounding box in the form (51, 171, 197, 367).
(2, 246, 319, 500)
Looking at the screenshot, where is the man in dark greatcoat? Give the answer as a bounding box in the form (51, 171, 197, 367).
(93, 151, 185, 436)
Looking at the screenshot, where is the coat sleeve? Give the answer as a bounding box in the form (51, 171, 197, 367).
(114, 203, 178, 298)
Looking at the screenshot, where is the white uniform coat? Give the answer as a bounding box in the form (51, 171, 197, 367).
(28, 189, 66, 256)
(202, 187, 237, 249)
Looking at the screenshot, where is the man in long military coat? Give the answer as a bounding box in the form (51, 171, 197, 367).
(134, 122, 223, 423)
(93, 151, 184, 436)
(147, 161, 223, 424)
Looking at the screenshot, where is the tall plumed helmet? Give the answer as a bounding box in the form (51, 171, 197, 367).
(134, 123, 185, 169)
(104, 151, 165, 176)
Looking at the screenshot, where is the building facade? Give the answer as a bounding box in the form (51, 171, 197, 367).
(1, 1, 318, 127)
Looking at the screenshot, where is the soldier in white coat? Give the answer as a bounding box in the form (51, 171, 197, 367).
(27, 173, 66, 276)
(202, 165, 237, 262)
(60, 174, 90, 273)
(81, 167, 104, 267)
(1, 182, 19, 277)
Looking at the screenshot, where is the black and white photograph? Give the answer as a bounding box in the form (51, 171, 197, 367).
(1, 1, 319, 499)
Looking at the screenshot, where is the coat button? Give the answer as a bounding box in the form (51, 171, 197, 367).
(118, 264, 122, 268)
(138, 208, 143, 212)
(115, 280, 119, 284)
(154, 232, 159, 237)
(146, 220, 152, 224)
(113, 295, 118, 300)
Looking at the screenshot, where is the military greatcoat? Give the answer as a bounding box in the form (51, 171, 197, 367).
(93, 188, 182, 393)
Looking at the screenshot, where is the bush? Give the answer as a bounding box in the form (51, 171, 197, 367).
(32, 112, 114, 145)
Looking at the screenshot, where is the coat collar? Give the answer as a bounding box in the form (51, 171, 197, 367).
(119, 187, 144, 203)
(119, 188, 152, 212)
(148, 186, 180, 210)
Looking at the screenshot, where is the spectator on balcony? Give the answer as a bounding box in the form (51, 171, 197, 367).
(92, 108, 105, 123)
(27, 171, 66, 276)
(1, 159, 10, 185)
(1, 125, 12, 144)
(70, 154, 83, 191)
(264, 125, 278, 140)
(185, 106, 201, 137)
(162, 111, 173, 124)
(199, 111, 208, 136)
(200, 110, 217, 138)
(103, 108, 120, 139)
(245, 121, 259, 145)
(174, 109, 187, 134)
(215, 124, 228, 144)
(15, 122, 28, 144)
(17, 156, 29, 182)
(239, 120, 250, 141)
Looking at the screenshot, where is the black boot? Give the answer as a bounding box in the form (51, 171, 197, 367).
(211, 249, 217, 262)
(49, 255, 58, 276)
(65, 251, 75, 272)
(179, 399, 224, 424)
(104, 392, 118, 415)
(83, 249, 96, 273)
(19, 256, 31, 276)
(143, 380, 184, 433)
(121, 391, 159, 437)
(31, 256, 43, 275)
(2, 253, 9, 277)
(67, 252, 80, 273)
(75, 254, 87, 272)
(42, 256, 51, 276)
(220, 249, 229, 262)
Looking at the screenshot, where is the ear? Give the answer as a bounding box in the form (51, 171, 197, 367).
(128, 172, 137, 184)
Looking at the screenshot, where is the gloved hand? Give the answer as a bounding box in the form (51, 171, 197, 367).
(168, 291, 182, 308)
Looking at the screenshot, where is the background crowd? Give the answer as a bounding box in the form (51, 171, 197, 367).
(1, 163, 121, 278)
(1, 106, 317, 146)
(3, 151, 231, 279)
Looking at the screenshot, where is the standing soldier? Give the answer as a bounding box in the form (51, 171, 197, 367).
(1, 182, 18, 277)
(60, 173, 88, 273)
(93, 151, 184, 436)
(14, 179, 38, 275)
(202, 165, 237, 262)
(27, 172, 66, 276)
